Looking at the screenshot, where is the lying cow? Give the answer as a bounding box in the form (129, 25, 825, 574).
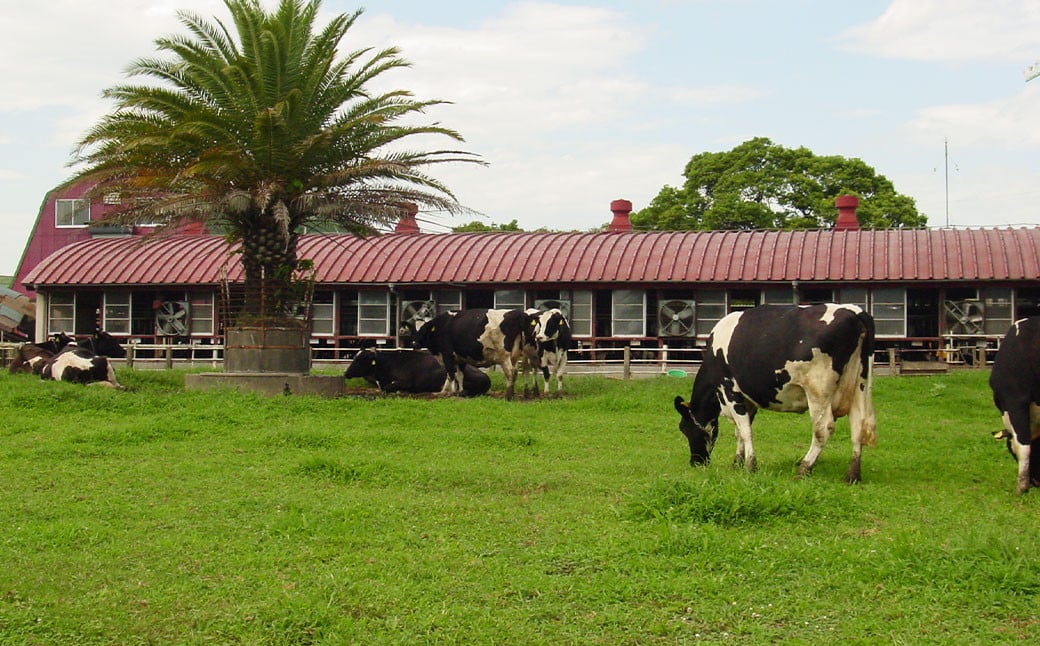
(673, 303, 877, 483)
(989, 316, 1040, 493)
(8, 332, 74, 374)
(345, 349, 490, 397)
(413, 308, 537, 400)
(38, 330, 126, 388)
(41, 345, 123, 388)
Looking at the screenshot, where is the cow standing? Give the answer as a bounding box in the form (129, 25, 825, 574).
(989, 316, 1040, 493)
(673, 303, 877, 483)
(522, 308, 573, 396)
(412, 308, 537, 400)
(345, 349, 490, 397)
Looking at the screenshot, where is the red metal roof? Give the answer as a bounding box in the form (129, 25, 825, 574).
(21, 227, 1040, 289)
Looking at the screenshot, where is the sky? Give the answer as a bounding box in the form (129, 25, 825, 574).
(3, 0, 1040, 275)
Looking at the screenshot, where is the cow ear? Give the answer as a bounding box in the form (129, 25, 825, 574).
(674, 396, 690, 416)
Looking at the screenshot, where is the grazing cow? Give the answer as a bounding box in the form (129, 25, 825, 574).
(412, 308, 537, 400)
(522, 308, 574, 396)
(673, 303, 877, 483)
(38, 330, 126, 388)
(8, 332, 74, 374)
(989, 316, 1040, 493)
(345, 349, 490, 397)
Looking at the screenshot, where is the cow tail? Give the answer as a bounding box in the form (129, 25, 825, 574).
(857, 310, 878, 448)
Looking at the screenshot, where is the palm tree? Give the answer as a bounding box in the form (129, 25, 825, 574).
(69, 0, 478, 322)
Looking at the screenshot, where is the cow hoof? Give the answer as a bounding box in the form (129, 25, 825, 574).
(797, 461, 814, 477)
(844, 472, 862, 484)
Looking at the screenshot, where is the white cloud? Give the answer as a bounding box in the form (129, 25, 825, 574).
(906, 83, 1040, 149)
(840, 0, 1040, 63)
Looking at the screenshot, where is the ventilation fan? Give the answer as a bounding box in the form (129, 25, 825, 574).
(399, 300, 435, 336)
(658, 300, 696, 337)
(944, 299, 984, 334)
(156, 300, 190, 336)
(533, 299, 571, 319)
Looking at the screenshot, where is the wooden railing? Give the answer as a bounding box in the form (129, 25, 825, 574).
(0, 340, 1000, 376)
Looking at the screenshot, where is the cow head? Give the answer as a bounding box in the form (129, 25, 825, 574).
(412, 319, 438, 353)
(674, 395, 719, 466)
(536, 309, 566, 343)
(344, 350, 378, 381)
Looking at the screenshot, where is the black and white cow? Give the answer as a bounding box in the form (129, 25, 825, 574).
(412, 308, 538, 400)
(8, 332, 74, 374)
(522, 308, 574, 396)
(39, 330, 126, 388)
(673, 303, 877, 483)
(989, 316, 1040, 493)
(345, 349, 490, 397)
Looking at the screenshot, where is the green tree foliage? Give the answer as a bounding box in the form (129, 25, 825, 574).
(451, 219, 523, 232)
(69, 0, 479, 320)
(632, 138, 926, 231)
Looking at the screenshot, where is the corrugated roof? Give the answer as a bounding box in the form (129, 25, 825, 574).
(21, 227, 1040, 289)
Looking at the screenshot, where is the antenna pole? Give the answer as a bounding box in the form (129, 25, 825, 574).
(944, 137, 949, 228)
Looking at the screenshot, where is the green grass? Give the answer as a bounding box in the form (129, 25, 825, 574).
(0, 369, 1037, 644)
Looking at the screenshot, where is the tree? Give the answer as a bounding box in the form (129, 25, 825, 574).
(631, 137, 926, 231)
(69, 0, 479, 321)
(451, 219, 523, 233)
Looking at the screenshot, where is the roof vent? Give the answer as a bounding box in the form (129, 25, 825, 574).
(395, 203, 421, 234)
(608, 199, 633, 233)
(834, 195, 860, 231)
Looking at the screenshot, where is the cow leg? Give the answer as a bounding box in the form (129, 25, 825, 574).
(731, 415, 756, 471)
(798, 399, 836, 478)
(1002, 407, 1035, 494)
(502, 361, 517, 400)
(843, 388, 875, 484)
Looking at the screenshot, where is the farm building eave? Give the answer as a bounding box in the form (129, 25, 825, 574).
(21, 227, 1040, 289)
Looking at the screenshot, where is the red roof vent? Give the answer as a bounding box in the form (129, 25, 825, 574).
(608, 199, 633, 233)
(834, 195, 860, 231)
(395, 203, 420, 234)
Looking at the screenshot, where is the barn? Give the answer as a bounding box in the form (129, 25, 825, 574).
(13, 189, 1040, 369)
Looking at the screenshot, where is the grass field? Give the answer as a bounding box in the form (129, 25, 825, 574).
(0, 368, 1037, 644)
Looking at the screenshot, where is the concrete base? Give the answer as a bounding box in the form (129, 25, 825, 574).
(185, 372, 344, 398)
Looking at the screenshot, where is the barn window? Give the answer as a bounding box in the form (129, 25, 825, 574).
(189, 292, 214, 336)
(494, 290, 526, 310)
(981, 287, 1013, 335)
(836, 287, 868, 311)
(569, 290, 592, 337)
(55, 199, 89, 226)
(762, 288, 794, 305)
(434, 290, 462, 314)
(358, 291, 389, 336)
(871, 287, 906, 337)
(612, 289, 645, 337)
(695, 290, 726, 334)
(48, 293, 76, 334)
(103, 293, 131, 334)
(311, 292, 335, 337)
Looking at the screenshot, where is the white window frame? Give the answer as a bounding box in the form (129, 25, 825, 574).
(55, 199, 90, 227)
(871, 287, 906, 337)
(311, 292, 336, 337)
(358, 291, 390, 336)
(494, 289, 526, 310)
(570, 290, 592, 337)
(434, 290, 463, 314)
(48, 293, 76, 334)
(612, 289, 646, 337)
(189, 292, 215, 336)
(103, 292, 132, 334)
(695, 290, 727, 335)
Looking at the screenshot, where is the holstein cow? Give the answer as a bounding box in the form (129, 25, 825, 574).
(345, 349, 490, 397)
(39, 330, 127, 388)
(412, 308, 537, 400)
(8, 332, 74, 374)
(989, 316, 1040, 493)
(673, 303, 877, 483)
(522, 308, 574, 396)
